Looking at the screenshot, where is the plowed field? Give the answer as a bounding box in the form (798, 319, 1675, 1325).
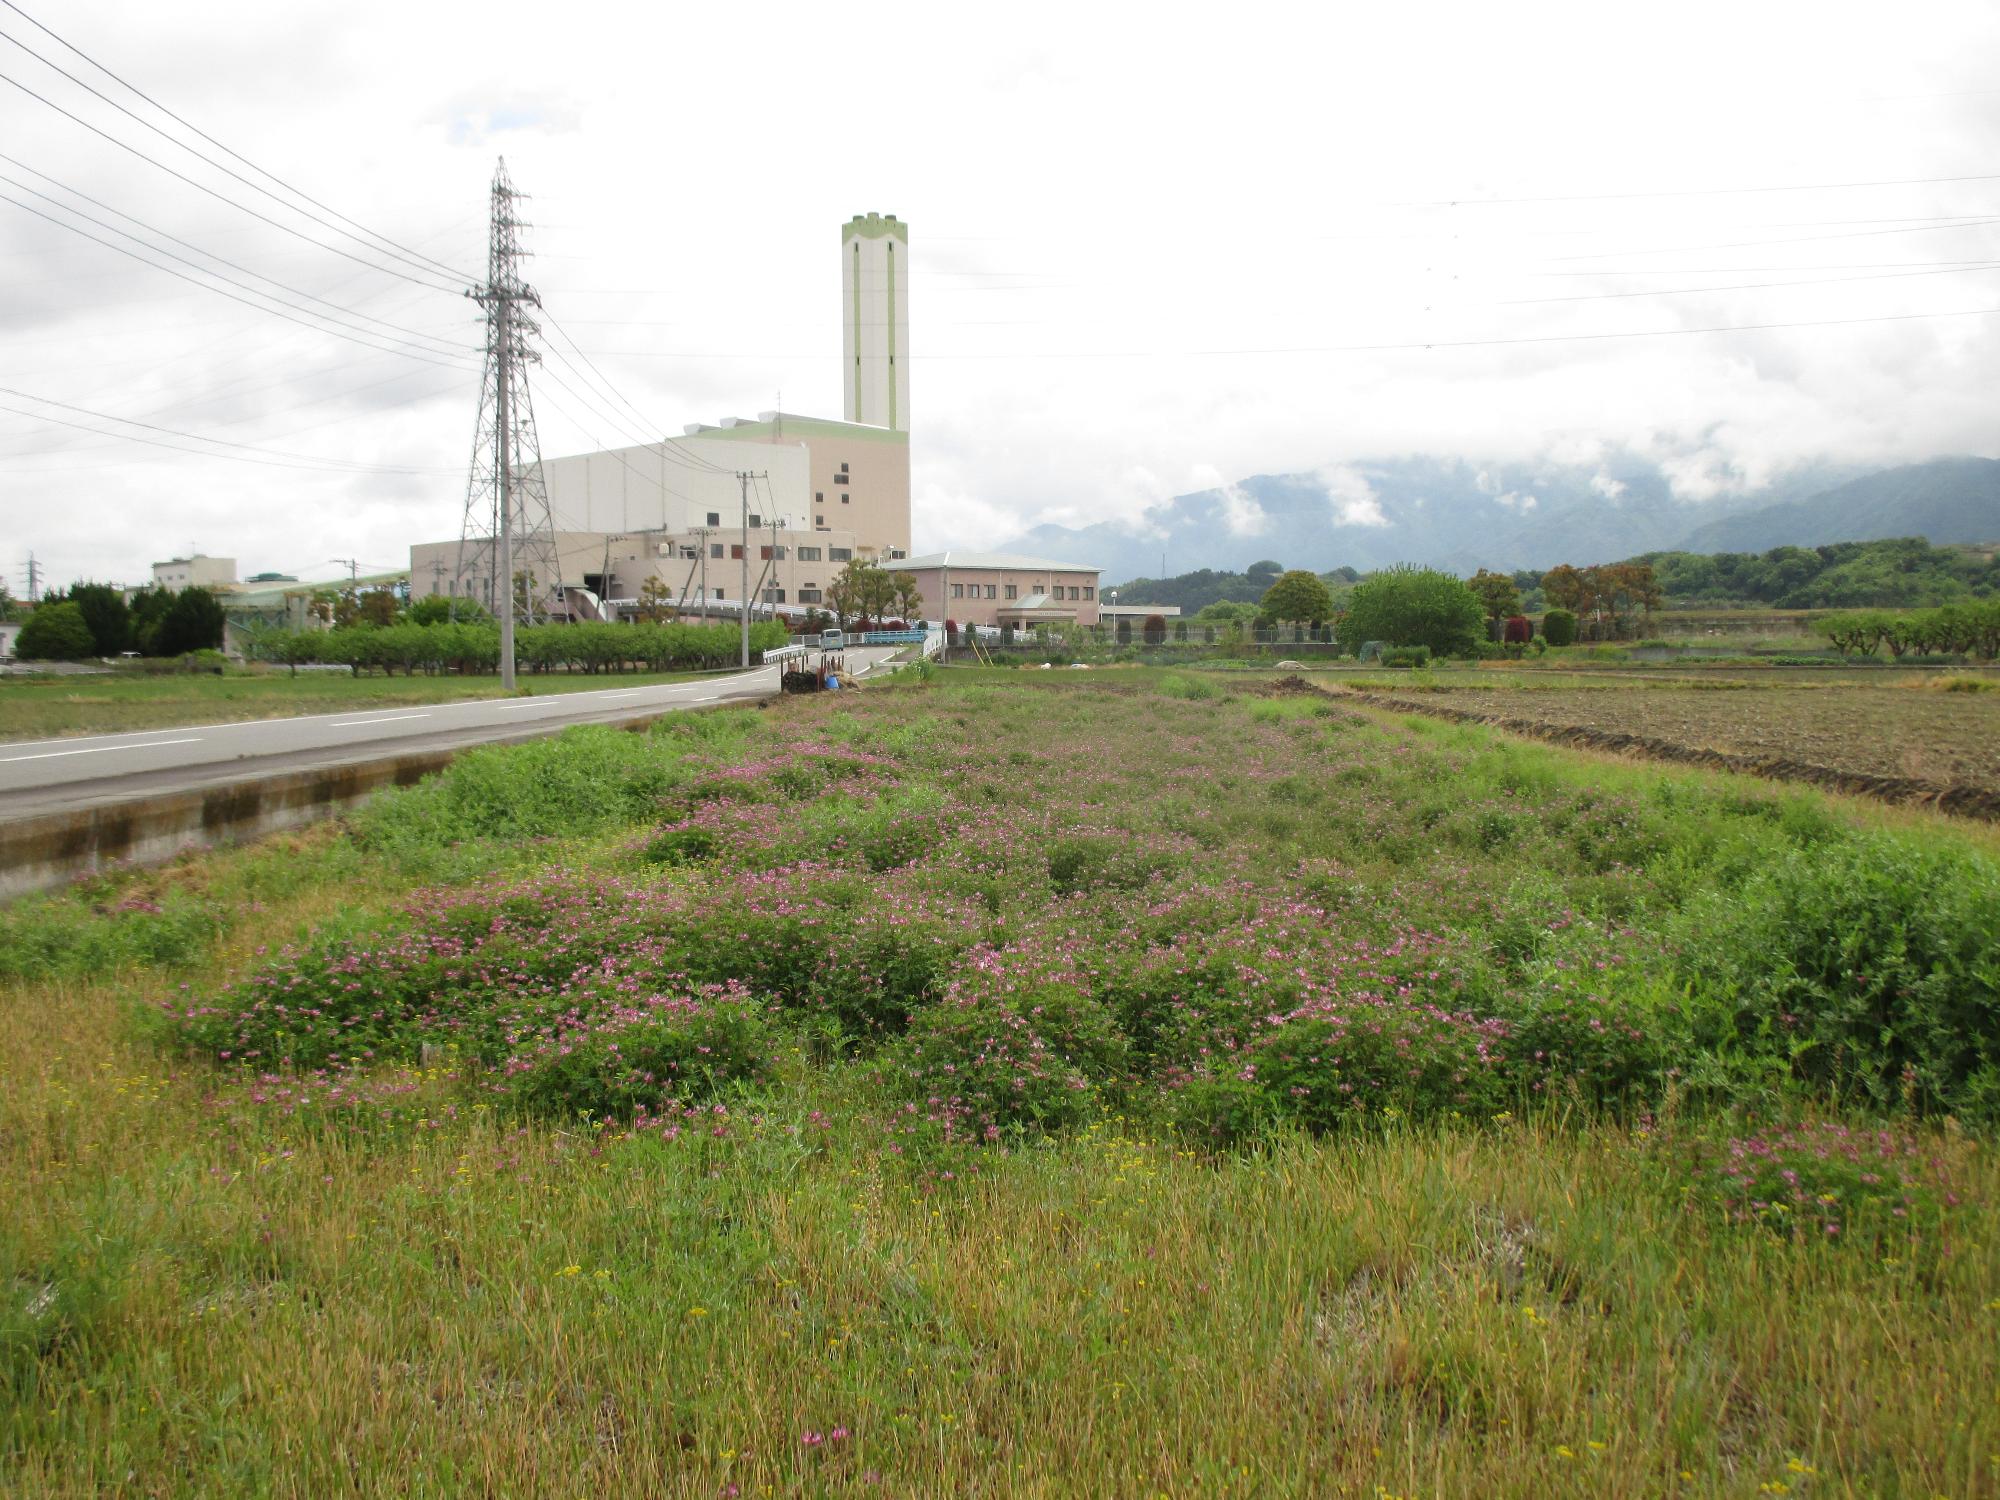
(1348, 678, 2000, 791)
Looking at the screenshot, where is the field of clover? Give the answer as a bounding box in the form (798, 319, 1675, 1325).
(153, 674, 1993, 1217)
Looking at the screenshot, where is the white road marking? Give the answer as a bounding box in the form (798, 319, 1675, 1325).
(329, 713, 432, 727)
(0, 736, 201, 764)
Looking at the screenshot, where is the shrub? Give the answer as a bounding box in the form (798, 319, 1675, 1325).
(1541, 609, 1578, 647)
(14, 602, 95, 661)
(898, 964, 1130, 1138)
(496, 987, 779, 1120)
(1678, 834, 2000, 1122)
(1380, 646, 1430, 669)
(1143, 614, 1168, 646)
(1502, 615, 1532, 645)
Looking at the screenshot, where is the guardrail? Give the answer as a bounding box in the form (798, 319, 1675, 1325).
(764, 643, 811, 666)
(861, 630, 927, 644)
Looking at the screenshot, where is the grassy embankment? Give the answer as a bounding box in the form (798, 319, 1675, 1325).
(0, 669, 712, 742)
(2, 671, 1995, 1495)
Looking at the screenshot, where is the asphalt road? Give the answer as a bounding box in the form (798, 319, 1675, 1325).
(0, 647, 897, 822)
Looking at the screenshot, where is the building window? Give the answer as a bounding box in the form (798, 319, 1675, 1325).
(763, 587, 785, 603)
(1005, 584, 1017, 600)
(798, 587, 822, 603)
(832, 473, 848, 486)
(710, 544, 724, 559)
(985, 584, 996, 599)
(759, 546, 772, 561)
(748, 513, 761, 529)
(816, 515, 826, 529)
(796, 546, 822, 562)
(1073, 586, 1084, 600)
(713, 587, 723, 600)
(730, 545, 744, 560)
(705, 511, 720, 527)
(839, 462, 849, 474)
(841, 494, 850, 504)
(830, 547, 852, 561)
(815, 491, 823, 502)
(951, 583, 964, 599)
(1084, 586, 1095, 601)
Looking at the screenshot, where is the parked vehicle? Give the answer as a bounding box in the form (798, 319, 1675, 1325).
(819, 629, 845, 650)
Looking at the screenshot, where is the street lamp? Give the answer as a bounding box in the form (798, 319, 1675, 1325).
(1106, 588, 1118, 643)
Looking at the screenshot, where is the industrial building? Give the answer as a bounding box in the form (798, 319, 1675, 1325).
(410, 213, 913, 619)
(896, 552, 1103, 630)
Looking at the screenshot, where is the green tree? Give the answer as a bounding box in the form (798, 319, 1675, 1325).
(155, 587, 226, 656)
(50, 582, 132, 656)
(1467, 569, 1521, 633)
(1342, 565, 1484, 655)
(15, 601, 96, 660)
(892, 572, 924, 625)
(1541, 608, 1578, 647)
(1258, 570, 1336, 626)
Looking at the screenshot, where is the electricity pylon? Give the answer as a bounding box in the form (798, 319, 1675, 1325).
(453, 158, 563, 688)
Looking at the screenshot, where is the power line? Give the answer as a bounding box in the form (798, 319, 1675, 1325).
(0, 162, 475, 359)
(0, 388, 457, 474)
(1502, 260, 2000, 306)
(0, 6, 473, 286)
(1426, 171, 2000, 207)
(0, 61, 465, 295)
(0, 188, 478, 369)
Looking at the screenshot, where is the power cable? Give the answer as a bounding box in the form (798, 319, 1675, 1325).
(1424, 171, 2000, 207)
(0, 188, 478, 369)
(0, 62, 465, 294)
(0, 6, 473, 284)
(0, 386, 457, 473)
(1501, 260, 2000, 305)
(0, 162, 475, 358)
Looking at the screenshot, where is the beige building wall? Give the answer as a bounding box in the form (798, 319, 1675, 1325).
(152, 555, 237, 591)
(898, 556, 1102, 628)
(410, 525, 867, 618)
(683, 413, 911, 559)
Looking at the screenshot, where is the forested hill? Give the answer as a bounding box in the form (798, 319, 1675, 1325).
(1113, 537, 2000, 614)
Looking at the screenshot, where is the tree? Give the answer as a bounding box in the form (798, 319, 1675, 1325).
(1142, 613, 1168, 646)
(55, 582, 133, 655)
(408, 593, 491, 627)
(1245, 559, 1284, 587)
(1540, 564, 1591, 614)
(892, 572, 923, 624)
(1541, 609, 1578, 647)
(1342, 565, 1484, 656)
(1257, 570, 1336, 626)
(1467, 569, 1521, 633)
(15, 601, 96, 660)
(155, 587, 226, 656)
(629, 576, 675, 624)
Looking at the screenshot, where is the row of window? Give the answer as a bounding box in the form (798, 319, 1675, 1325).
(949, 582, 1095, 601)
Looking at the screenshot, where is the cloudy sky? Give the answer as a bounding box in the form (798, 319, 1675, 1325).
(3, 0, 1996, 589)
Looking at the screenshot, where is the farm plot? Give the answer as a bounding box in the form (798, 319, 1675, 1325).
(1342, 676, 2000, 794)
(2, 670, 1996, 1496)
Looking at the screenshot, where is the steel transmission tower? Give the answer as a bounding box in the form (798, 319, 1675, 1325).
(454, 159, 563, 688)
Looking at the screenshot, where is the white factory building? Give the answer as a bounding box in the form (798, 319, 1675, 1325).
(412, 213, 913, 619)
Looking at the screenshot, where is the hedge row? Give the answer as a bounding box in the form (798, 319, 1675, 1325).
(248, 620, 792, 676)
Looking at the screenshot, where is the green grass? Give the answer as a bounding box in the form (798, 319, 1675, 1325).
(0, 667, 710, 741)
(2, 672, 1995, 1494)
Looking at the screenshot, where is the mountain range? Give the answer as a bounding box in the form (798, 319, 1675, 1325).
(1000, 456, 2000, 584)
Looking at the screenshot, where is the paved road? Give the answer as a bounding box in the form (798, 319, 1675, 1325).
(0, 647, 897, 822)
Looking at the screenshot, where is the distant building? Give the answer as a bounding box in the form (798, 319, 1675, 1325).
(895, 552, 1102, 629)
(151, 554, 236, 591)
(413, 212, 912, 615)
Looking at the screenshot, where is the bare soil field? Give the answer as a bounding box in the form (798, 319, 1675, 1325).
(1340, 677, 2000, 794)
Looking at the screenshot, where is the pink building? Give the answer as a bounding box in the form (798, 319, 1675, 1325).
(896, 551, 1102, 629)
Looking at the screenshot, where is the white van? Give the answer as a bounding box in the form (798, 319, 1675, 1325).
(819, 629, 845, 650)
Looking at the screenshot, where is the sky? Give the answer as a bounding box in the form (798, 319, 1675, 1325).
(2, 0, 1997, 590)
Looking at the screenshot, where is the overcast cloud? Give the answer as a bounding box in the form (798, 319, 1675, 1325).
(2, 0, 1997, 588)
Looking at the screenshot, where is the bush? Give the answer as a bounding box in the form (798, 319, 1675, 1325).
(1541, 609, 1578, 647)
(496, 988, 779, 1119)
(14, 602, 96, 660)
(898, 967, 1130, 1138)
(1678, 833, 2000, 1122)
(1380, 646, 1430, 669)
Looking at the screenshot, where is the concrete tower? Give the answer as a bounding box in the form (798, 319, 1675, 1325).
(842, 212, 909, 432)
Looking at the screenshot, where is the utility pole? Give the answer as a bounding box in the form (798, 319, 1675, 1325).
(697, 529, 708, 622)
(738, 471, 751, 668)
(494, 288, 516, 689)
(330, 557, 361, 586)
(24, 551, 41, 604)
